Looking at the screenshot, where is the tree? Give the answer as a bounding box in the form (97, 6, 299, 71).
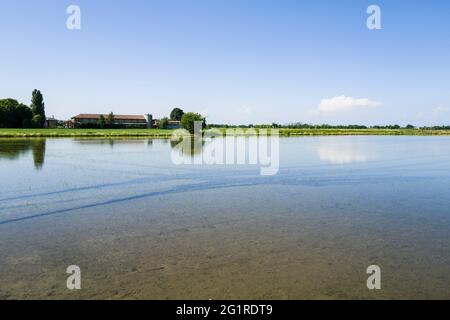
(158, 117, 169, 129)
(107, 112, 115, 128)
(30, 90, 45, 127)
(0, 99, 17, 128)
(14, 103, 33, 128)
(170, 108, 184, 121)
(180, 112, 205, 134)
(0, 99, 33, 128)
(98, 115, 106, 128)
(31, 115, 43, 128)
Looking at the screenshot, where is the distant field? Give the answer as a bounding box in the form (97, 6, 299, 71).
(1, 128, 450, 137)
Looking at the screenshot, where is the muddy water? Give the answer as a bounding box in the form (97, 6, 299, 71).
(1, 136, 450, 299)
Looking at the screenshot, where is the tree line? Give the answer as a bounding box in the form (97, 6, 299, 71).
(208, 123, 450, 130)
(0, 90, 46, 128)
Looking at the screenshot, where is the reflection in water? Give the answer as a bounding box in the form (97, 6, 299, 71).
(1, 137, 450, 299)
(74, 139, 151, 146)
(0, 139, 46, 169)
(170, 137, 205, 157)
(317, 142, 375, 164)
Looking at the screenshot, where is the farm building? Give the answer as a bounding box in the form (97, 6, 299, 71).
(69, 114, 153, 128)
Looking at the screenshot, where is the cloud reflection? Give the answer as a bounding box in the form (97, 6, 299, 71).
(318, 143, 375, 165)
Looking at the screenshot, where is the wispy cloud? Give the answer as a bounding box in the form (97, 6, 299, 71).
(316, 95, 381, 113)
(417, 105, 450, 119)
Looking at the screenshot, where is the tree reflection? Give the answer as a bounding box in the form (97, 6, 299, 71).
(0, 139, 46, 170)
(170, 136, 204, 157)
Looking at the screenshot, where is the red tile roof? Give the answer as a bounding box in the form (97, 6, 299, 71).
(72, 114, 146, 121)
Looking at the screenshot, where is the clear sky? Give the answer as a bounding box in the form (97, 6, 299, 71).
(1, 0, 450, 125)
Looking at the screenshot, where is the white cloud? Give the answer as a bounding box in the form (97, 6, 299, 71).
(317, 95, 381, 113)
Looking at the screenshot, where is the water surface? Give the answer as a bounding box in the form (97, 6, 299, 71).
(1, 136, 450, 299)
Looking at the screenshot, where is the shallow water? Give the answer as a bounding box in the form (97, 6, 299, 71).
(1, 136, 450, 299)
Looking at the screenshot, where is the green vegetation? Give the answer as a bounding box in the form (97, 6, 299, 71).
(30, 89, 46, 127)
(107, 112, 114, 127)
(181, 112, 206, 134)
(0, 128, 175, 138)
(96, 112, 116, 129)
(98, 114, 107, 128)
(0, 90, 46, 128)
(276, 128, 450, 136)
(2, 92, 450, 137)
(170, 108, 184, 121)
(2, 127, 450, 138)
(158, 117, 169, 129)
(0, 99, 32, 128)
(209, 123, 450, 130)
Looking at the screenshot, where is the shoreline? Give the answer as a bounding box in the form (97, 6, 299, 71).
(1, 128, 450, 138)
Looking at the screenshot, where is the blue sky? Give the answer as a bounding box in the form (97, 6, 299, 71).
(1, 0, 450, 125)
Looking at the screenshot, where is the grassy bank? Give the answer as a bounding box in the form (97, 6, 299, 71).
(1, 128, 450, 138)
(0, 128, 175, 138)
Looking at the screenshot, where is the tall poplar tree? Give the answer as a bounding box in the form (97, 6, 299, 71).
(30, 89, 46, 127)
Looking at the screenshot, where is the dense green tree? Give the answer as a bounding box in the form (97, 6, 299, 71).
(158, 117, 169, 129)
(22, 118, 32, 128)
(0, 99, 33, 128)
(15, 104, 33, 128)
(170, 108, 184, 121)
(180, 112, 205, 134)
(31, 114, 43, 128)
(0, 99, 16, 127)
(30, 90, 45, 127)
